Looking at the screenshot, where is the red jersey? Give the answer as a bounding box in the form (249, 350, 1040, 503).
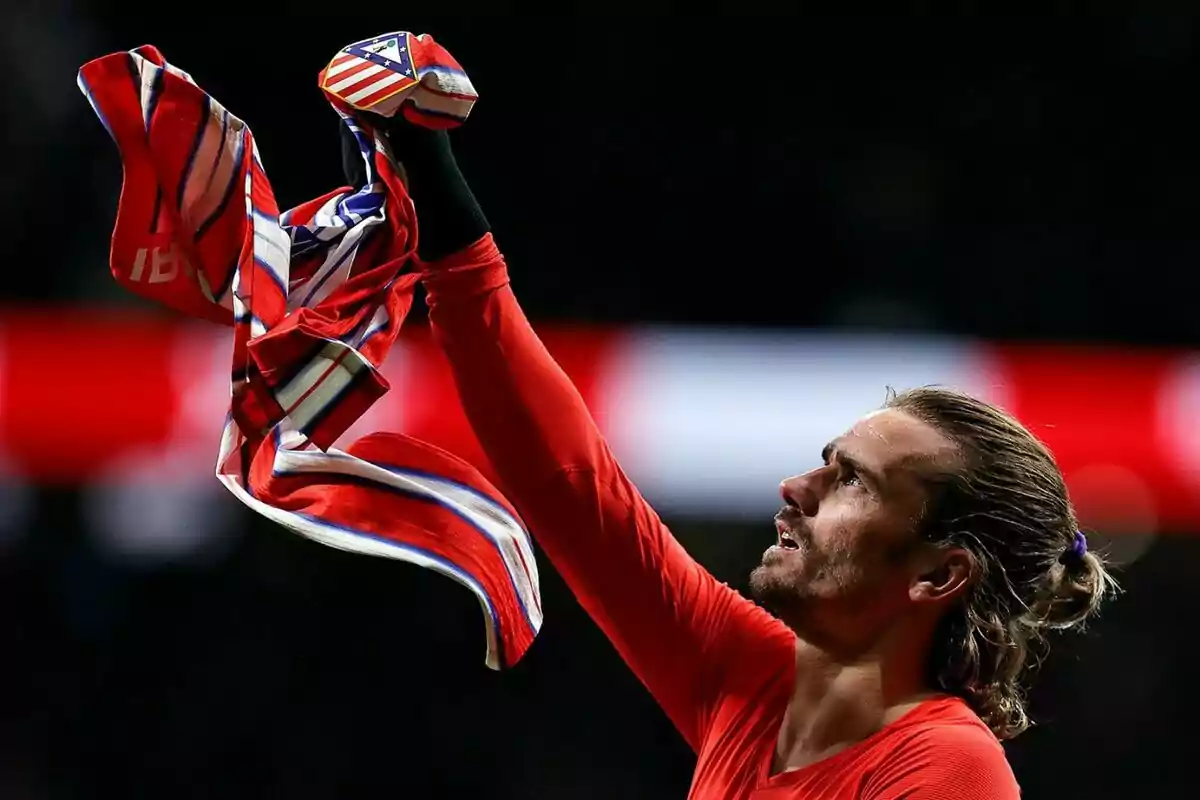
(422, 235, 1021, 799)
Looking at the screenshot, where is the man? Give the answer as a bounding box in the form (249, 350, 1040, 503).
(360, 121, 1117, 799)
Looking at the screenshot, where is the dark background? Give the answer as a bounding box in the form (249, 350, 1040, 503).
(1, 12, 1196, 798)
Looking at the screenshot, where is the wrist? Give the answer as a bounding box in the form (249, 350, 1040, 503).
(384, 123, 490, 262)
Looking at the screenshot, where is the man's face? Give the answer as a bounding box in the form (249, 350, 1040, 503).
(749, 408, 959, 638)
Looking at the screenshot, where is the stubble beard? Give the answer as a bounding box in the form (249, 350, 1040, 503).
(748, 558, 815, 618)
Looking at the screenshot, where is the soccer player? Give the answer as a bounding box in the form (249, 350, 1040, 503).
(359, 121, 1117, 799)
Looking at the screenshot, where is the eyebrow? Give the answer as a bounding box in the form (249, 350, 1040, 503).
(822, 440, 887, 492)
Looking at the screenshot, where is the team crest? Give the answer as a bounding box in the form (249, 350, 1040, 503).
(321, 32, 418, 115)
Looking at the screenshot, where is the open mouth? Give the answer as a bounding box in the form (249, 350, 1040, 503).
(774, 517, 801, 550)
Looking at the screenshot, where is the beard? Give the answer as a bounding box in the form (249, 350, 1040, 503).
(749, 547, 819, 617)
(749, 541, 874, 624)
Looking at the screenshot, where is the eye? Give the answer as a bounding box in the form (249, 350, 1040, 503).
(838, 468, 862, 488)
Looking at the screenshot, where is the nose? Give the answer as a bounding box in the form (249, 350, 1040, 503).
(779, 470, 820, 516)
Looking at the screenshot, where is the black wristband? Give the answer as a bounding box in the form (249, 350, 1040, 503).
(390, 123, 491, 262)
(340, 116, 490, 262)
(340, 123, 369, 188)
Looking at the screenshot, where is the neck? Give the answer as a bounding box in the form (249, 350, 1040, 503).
(774, 619, 940, 772)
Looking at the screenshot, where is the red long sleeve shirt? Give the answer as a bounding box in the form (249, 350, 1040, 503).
(423, 235, 1021, 799)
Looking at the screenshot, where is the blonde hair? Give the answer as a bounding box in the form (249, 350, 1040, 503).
(887, 386, 1119, 739)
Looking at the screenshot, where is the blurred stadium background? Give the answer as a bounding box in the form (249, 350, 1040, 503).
(1, 11, 1196, 798)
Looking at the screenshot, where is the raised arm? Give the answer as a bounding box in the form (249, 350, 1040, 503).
(383, 125, 794, 749)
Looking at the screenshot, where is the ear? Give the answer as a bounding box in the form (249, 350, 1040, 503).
(909, 547, 974, 606)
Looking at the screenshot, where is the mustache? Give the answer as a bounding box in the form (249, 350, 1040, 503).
(774, 507, 812, 541)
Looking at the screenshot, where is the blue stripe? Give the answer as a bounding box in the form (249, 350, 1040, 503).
(233, 311, 266, 331)
(271, 463, 535, 634)
(176, 94, 210, 223)
(252, 255, 289, 295)
(76, 74, 114, 141)
(254, 442, 508, 660)
(295, 232, 360, 308)
(294, 359, 372, 436)
(356, 321, 388, 349)
(289, 171, 385, 257)
(418, 63, 469, 78)
(149, 188, 163, 235)
(266, 339, 329, 398)
(293, 453, 536, 579)
(193, 125, 244, 242)
(127, 54, 164, 132)
(281, 507, 505, 666)
(211, 254, 238, 302)
(366, 462, 530, 545)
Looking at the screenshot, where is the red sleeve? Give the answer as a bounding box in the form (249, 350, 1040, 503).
(862, 725, 1021, 800)
(422, 234, 794, 750)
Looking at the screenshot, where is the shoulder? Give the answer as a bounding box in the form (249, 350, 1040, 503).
(700, 581, 796, 693)
(862, 701, 1021, 799)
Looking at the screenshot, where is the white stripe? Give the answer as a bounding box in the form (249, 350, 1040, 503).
(251, 210, 290, 290)
(137, 57, 160, 130)
(182, 105, 245, 234)
(289, 241, 357, 310)
(346, 71, 407, 104)
(417, 67, 477, 98)
(276, 426, 310, 451)
(411, 90, 472, 120)
(253, 224, 290, 270)
(328, 63, 385, 94)
(326, 55, 367, 79)
(289, 214, 378, 312)
(216, 417, 241, 475)
(284, 358, 358, 430)
(399, 470, 541, 613)
(289, 193, 351, 252)
(273, 342, 369, 431)
(356, 306, 391, 345)
(76, 74, 113, 139)
(216, 469, 502, 670)
(309, 193, 346, 230)
(162, 61, 195, 86)
(273, 448, 542, 631)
